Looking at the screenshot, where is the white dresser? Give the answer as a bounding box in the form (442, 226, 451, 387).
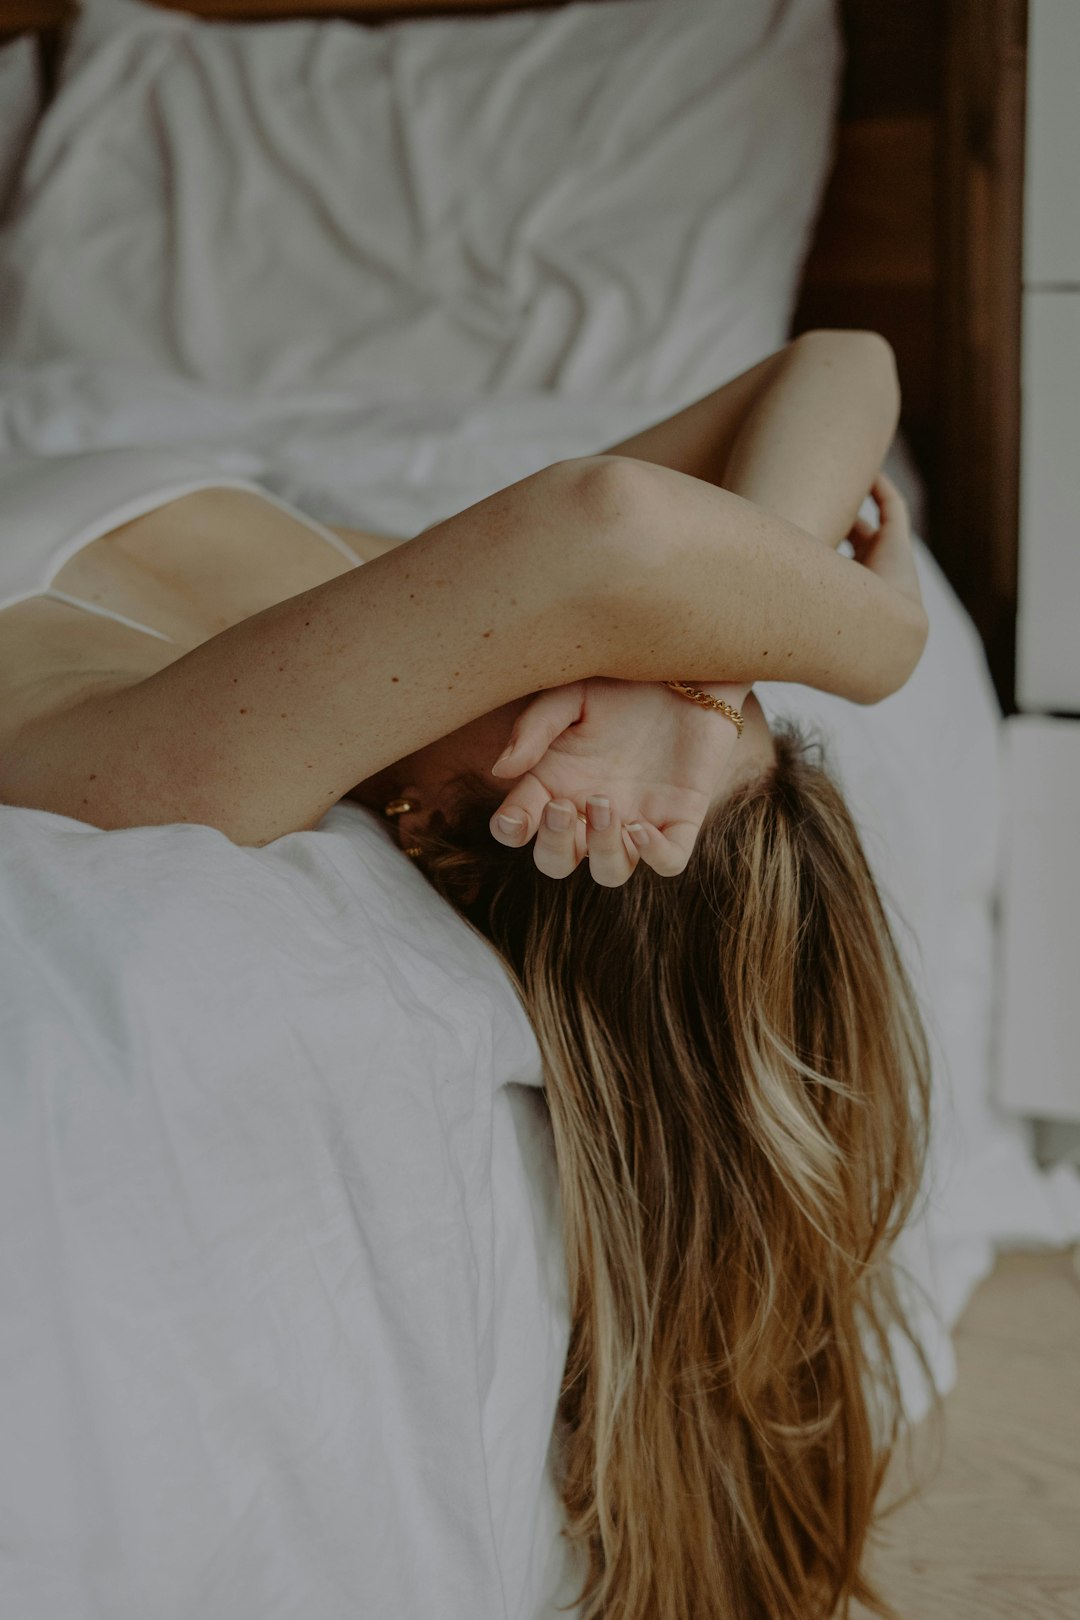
(998, 0, 1080, 1140)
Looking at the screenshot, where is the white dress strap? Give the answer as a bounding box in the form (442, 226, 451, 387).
(0, 448, 363, 638)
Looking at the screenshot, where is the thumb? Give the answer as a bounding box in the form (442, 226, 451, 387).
(491, 682, 585, 776)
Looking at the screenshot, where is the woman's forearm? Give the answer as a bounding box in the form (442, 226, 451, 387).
(718, 328, 901, 550)
(594, 458, 927, 704)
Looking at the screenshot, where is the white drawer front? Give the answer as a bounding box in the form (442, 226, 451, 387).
(998, 716, 1080, 1122)
(1017, 290, 1080, 712)
(1024, 0, 1080, 285)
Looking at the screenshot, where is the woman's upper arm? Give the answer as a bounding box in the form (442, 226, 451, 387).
(0, 461, 624, 845)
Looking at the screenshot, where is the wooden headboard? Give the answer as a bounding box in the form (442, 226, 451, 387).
(0, 0, 1028, 708)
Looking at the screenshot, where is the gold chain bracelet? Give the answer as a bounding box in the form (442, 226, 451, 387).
(663, 680, 744, 737)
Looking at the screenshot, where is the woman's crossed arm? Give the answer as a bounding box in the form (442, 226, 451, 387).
(0, 455, 927, 848)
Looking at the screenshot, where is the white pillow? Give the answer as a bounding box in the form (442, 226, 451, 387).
(0, 0, 841, 405)
(0, 36, 40, 223)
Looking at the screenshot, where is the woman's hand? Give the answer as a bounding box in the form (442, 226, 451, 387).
(848, 471, 924, 613)
(487, 676, 748, 887)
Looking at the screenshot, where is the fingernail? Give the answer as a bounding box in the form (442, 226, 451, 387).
(497, 813, 524, 837)
(545, 803, 573, 832)
(587, 795, 611, 830)
(495, 745, 513, 766)
(627, 822, 649, 847)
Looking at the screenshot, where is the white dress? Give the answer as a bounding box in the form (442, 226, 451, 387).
(0, 447, 364, 639)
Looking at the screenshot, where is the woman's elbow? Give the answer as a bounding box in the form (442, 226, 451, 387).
(544, 452, 676, 589)
(854, 597, 930, 705)
(553, 454, 668, 546)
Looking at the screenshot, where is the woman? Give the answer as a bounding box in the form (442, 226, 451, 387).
(0, 329, 937, 1619)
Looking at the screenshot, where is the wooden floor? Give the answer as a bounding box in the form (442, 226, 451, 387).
(853, 1245, 1080, 1620)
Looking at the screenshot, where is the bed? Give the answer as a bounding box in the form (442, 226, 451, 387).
(0, 2, 1076, 1618)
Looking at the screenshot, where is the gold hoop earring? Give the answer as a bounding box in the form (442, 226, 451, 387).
(383, 796, 424, 859)
(383, 796, 421, 818)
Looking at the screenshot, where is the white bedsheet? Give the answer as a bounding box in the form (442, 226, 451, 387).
(0, 805, 570, 1620)
(2, 0, 1079, 1615)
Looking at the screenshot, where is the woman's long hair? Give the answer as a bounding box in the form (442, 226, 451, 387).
(404, 718, 940, 1620)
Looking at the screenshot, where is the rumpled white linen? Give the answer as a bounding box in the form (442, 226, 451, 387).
(0, 803, 574, 1620)
(0, 0, 840, 407)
